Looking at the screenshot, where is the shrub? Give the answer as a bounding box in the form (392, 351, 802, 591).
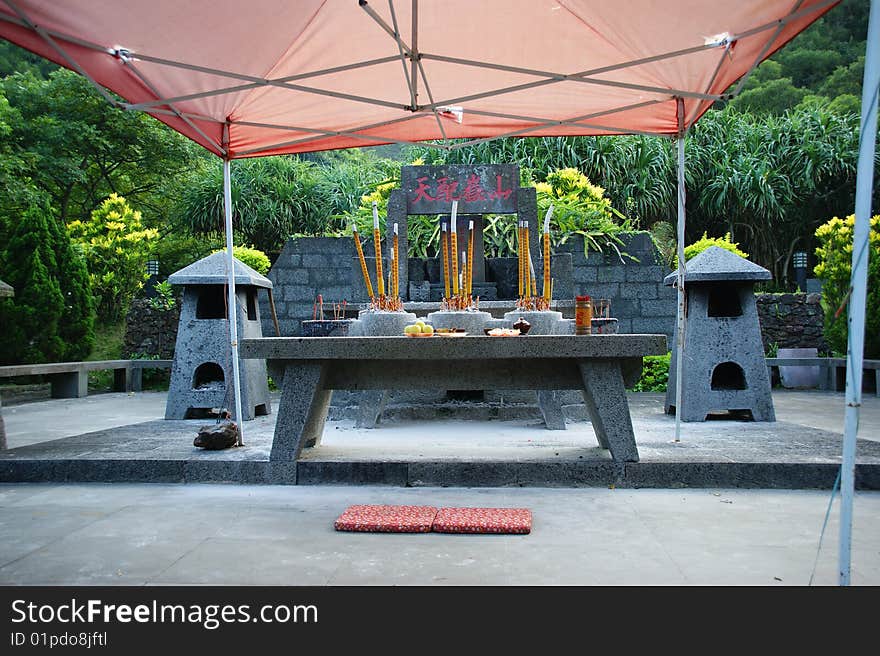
(211, 245, 271, 275)
(0, 203, 94, 364)
(674, 232, 748, 268)
(630, 353, 670, 392)
(68, 194, 158, 322)
(148, 280, 176, 311)
(814, 214, 880, 358)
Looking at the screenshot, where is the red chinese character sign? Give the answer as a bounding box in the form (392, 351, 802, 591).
(401, 165, 518, 215)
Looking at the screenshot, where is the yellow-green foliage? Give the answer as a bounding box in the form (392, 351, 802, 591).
(211, 246, 271, 275)
(536, 167, 629, 259)
(814, 214, 880, 358)
(68, 194, 158, 322)
(674, 232, 748, 268)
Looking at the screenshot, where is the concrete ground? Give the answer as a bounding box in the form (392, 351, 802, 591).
(0, 482, 877, 585)
(1, 389, 878, 585)
(3, 388, 878, 450)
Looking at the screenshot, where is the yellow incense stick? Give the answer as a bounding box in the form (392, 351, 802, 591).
(467, 219, 475, 297)
(543, 232, 551, 301)
(524, 223, 533, 297)
(372, 202, 384, 297)
(392, 224, 399, 298)
(441, 224, 450, 299)
(352, 227, 374, 299)
(450, 201, 459, 296)
(517, 221, 524, 298)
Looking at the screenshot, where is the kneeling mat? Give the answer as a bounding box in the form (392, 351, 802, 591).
(432, 507, 532, 534)
(334, 505, 438, 533)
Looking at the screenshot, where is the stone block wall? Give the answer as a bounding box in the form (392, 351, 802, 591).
(122, 298, 181, 359)
(556, 232, 677, 337)
(261, 232, 680, 339)
(755, 292, 827, 352)
(261, 237, 357, 337)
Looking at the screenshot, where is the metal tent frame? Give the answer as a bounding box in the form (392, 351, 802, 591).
(0, 0, 874, 584)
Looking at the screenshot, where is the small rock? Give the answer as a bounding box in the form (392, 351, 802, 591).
(194, 421, 240, 450)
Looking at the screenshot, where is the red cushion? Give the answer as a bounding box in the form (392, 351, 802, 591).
(334, 505, 438, 533)
(432, 507, 532, 534)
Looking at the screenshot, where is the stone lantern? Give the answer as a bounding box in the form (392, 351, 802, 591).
(664, 246, 775, 422)
(164, 252, 271, 420)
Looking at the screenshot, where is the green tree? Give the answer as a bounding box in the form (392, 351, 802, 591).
(0, 205, 65, 364)
(68, 194, 159, 322)
(814, 214, 880, 358)
(1, 70, 208, 227)
(727, 78, 807, 114)
(49, 208, 96, 360)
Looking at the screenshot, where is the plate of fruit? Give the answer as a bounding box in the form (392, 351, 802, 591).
(403, 320, 434, 337)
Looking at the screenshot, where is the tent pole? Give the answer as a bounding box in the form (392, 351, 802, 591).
(223, 157, 245, 444)
(674, 97, 687, 443)
(839, 0, 879, 587)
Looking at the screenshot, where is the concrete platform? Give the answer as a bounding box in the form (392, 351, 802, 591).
(1, 390, 878, 488)
(2, 483, 878, 585)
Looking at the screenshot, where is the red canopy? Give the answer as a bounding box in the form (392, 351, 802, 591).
(0, 0, 837, 158)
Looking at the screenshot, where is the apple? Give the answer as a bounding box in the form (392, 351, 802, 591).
(422, 324, 434, 335)
(403, 324, 421, 335)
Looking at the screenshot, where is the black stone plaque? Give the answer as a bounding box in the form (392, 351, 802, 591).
(401, 164, 519, 214)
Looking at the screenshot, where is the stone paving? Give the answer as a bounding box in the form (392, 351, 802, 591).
(0, 390, 878, 488)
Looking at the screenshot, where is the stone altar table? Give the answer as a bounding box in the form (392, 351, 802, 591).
(240, 335, 667, 463)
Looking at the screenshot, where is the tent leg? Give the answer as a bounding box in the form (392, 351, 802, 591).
(839, 0, 879, 587)
(223, 158, 245, 444)
(674, 97, 687, 443)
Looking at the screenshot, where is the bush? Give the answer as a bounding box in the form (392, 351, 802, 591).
(630, 353, 670, 392)
(0, 203, 95, 364)
(68, 194, 158, 322)
(674, 232, 748, 268)
(814, 214, 880, 358)
(211, 245, 271, 275)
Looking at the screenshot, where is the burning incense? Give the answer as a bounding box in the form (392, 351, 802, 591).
(467, 219, 475, 297)
(372, 201, 384, 297)
(543, 205, 554, 302)
(450, 201, 459, 296)
(441, 222, 450, 299)
(392, 223, 399, 298)
(352, 224, 374, 300)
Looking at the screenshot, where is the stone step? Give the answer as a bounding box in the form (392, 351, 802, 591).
(327, 400, 589, 423)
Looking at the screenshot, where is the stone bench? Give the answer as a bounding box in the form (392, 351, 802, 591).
(0, 359, 173, 398)
(241, 334, 667, 463)
(765, 357, 880, 397)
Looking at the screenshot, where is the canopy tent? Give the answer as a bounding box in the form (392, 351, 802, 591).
(1, 0, 875, 585)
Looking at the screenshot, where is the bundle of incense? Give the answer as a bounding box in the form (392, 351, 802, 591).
(450, 200, 459, 295)
(441, 222, 451, 299)
(467, 219, 474, 297)
(352, 225, 374, 300)
(372, 201, 384, 297)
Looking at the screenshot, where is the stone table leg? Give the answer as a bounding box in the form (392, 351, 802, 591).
(578, 360, 639, 462)
(270, 362, 331, 462)
(355, 390, 389, 429)
(536, 391, 566, 430)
